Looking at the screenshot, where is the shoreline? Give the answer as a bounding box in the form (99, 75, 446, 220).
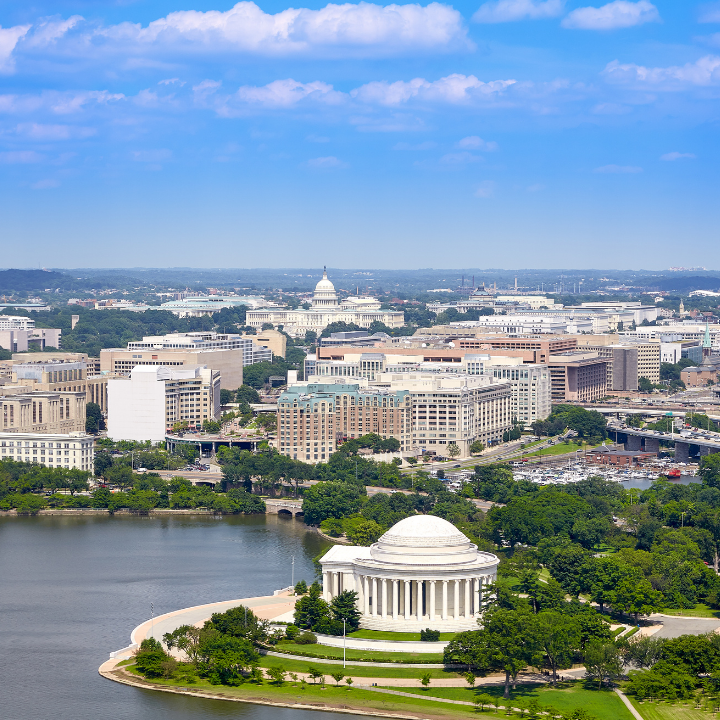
(98, 661, 432, 720)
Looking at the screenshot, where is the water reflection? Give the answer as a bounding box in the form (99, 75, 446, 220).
(0, 514, 344, 720)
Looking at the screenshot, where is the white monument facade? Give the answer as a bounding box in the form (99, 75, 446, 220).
(320, 515, 498, 632)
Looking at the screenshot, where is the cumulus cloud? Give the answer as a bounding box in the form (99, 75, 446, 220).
(593, 164, 642, 173)
(12, 2, 470, 65)
(474, 180, 495, 197)
(457, 135, 498, 150)
(31, 178, 59, 189)
(562, 1, 659, 30)
(603, 55, 720, 87)
(660, 151, 696, 161)
(15, 123, 96, 140)
(473, 0, 564, 23)
(132, 149, 172, 162)
(699, 2, 720, 23)
(439, 151, 484, 164)
(235, 79, 341, 107)
(307, 155, 347, 167)
(0, 24, 31, 73)
(351, 74, 516, 105)
(0, 150, 45, 163)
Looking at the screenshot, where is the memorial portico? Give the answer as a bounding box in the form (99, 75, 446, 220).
(320, 515, 498, 632)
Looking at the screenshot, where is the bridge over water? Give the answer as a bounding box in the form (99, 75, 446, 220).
(607, 422, 720, 462)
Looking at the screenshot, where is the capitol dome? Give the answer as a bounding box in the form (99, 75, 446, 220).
(312, 268, 339, 308)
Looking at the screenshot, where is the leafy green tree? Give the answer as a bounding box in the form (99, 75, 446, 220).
(447, 443, 461, 459)
(195, 631, 259, 685)
(85, 402, 105, 433)
(344, 517, 384, 546)
(301, 481, 364, 526)
(220, 389, 234, 405)
(331, 671, 345, 686)
(236, 385, 261, 404)
(700, 454, 720, 489)
(294, 582, 331, 630)
(267, 666, 287, 685)
(638, 377, 656, 393)
(627, 660, 697, 700)
(294, 580, 308, 595)
(583, 640, 623, 688)
(134, 638, 171, 678)
(534, 611, 580, 683)
(622, 635, 665, 670)
(420, 672, 431, 689)
(469, 441, 485, 454)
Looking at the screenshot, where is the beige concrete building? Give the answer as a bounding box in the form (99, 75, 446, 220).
(1, 391, 87, 434)
(575, 335, 661, 385)
(242, 328, 287, 359)
(0, 431, 95, 472)
(101, 347, 242, 390)
(546, 353, 608, 403)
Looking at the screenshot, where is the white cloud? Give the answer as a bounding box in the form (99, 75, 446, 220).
(562, 1, 659, 30)
(393, 141, 437, 149)
(15, 123, 96, 140)
(307, 155, 347, 167)
(474, 180, 495, 197)
(439, 151, 483, 164)
(660, 151, 696, 161)
(603, 55, 720, 88)
(31, 178, 59, 189)
(472, 0, 564, 23)
(132, 149, 172, 162)
(457, 135, 498, 150)
(699, 2, 720, 23)
(159, 78, 185, 86)
(20, 2, 470, 62)
(351, 74, 515, 105)
(0, 150, 45, 163)
(593, 164, 642, 173)
(235, 79, 341, 107)
(23, 16, 82, 46)
(0, 24, 31, 73)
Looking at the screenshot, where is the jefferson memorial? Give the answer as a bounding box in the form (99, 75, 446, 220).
(320, 515, 499, 632)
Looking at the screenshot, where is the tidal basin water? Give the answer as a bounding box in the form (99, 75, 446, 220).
(0, 513, 350, 720)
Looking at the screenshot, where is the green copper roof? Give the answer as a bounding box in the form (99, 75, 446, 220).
(704, 321, 712, 349)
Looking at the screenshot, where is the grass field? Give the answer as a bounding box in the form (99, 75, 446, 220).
(259, 655, 461, 679)
(348, 629, 456, 641)
(522, 441, 587, 458)
(385, 682, 635, 719)
(274, 641, 445, 664)
(629, 697, 719, 720)
(658, 604, 720, 618)
(120, 664, 634, 720)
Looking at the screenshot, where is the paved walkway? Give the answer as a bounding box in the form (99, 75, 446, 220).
(648, 614, 720, 639)
(130, 591, 297, 649)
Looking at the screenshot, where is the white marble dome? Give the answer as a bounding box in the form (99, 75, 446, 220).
(312, 268, 339, 307)
(371, 515, 479, 566)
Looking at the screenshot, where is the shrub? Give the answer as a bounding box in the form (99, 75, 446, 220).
(295, 631, 318, 645)
(420, 628, 441, 641)
(285, 624, 300, 640)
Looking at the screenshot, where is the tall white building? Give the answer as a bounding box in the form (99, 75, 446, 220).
(107, 365, 221, 443)
(246, 269, 404, 337)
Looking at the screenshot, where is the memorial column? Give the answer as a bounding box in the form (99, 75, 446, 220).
(442, 580, 448, 620)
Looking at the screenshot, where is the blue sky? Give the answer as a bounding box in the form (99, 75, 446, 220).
(0, 0, 718, 269)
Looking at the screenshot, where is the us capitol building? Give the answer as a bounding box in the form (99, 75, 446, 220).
(321, 515, 498, 632)
(246, 269, 404, 338)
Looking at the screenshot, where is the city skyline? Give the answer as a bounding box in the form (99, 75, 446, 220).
(0, 0, 718, 268)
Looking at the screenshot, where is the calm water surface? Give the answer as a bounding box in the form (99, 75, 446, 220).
(0, 514, 349, 720)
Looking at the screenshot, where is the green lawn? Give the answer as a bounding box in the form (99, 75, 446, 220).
(522, 442, 588, 458)
(274, 641, 445, 664)
(628, 696, 718, 720)
(658, 604, 720, 618)
(259, 654, 461, 679)
(348, 629, 456, 641)
(385, 682, 635, 719)
(120, 668, 487, 719)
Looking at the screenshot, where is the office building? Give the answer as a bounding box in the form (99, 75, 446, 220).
(546, 353, 607, 403)
(1, 391, 87, 434)
(309, 351, 550, 424)
(0, 431, 95, 472)
(246, 269, 404, 337)
(242, 328, 287, 358)
(107, 365, 221, 443)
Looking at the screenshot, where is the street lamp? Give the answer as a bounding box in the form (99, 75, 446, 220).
(343, 618, 346, 669)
